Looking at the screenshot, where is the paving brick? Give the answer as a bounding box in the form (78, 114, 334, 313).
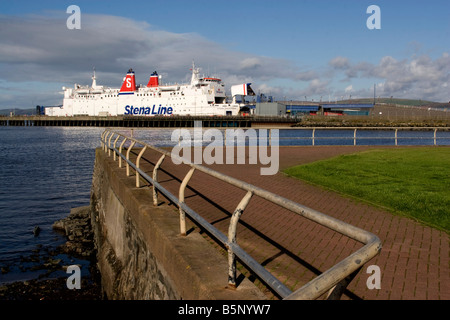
(124, 145, 448, 300)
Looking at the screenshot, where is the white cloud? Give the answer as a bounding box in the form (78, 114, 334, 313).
(327, 53, 450, 102)
(329, 56, 350, 69)
(0, 13, 318, 108)
(0, 12, 449, 109)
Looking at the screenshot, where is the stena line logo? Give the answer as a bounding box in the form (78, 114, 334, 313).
(124, 105, 173, 115)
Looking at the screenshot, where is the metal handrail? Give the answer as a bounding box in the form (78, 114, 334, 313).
(276, 127, 447, 146)
(100, 129, 382, 300)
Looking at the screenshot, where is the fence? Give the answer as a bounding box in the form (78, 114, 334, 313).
(101, 129, 382, 300)
(269, 127, 449, 146)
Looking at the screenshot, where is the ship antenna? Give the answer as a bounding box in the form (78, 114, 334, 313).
(191, 60, 199, 85)
(91, 67, 97, 88)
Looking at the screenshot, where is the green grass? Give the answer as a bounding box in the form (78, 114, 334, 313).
(283, 147, 450, 232)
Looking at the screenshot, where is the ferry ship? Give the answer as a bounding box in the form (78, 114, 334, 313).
(45, 63, 255, 117)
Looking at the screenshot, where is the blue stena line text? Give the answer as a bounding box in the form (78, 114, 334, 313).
(124, 105, 173, 115)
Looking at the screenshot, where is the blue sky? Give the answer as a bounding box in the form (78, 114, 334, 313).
(0, 0, 449, 109)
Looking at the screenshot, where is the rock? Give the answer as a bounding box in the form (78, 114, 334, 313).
(52, 220, 65, 231)
(51, 206, 95, 259)
(33, 226, 41, 237)
(0, 277, 102, 300)
(1, 206, 99, 301)
(74, 229, 84, 237)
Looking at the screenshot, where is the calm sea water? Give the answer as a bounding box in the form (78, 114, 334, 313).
(129, 127, 450, 147)
(1, 126, 448, 284)
(0, 127, 105, 284)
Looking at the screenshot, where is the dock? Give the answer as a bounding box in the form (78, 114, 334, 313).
(0, 115, 297, 128)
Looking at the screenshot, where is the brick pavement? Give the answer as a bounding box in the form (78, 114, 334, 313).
(125, 145, 449, 300)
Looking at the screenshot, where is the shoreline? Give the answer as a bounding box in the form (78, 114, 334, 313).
(0, 206, 102, 300)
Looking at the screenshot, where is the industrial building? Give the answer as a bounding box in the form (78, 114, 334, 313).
(251, 102, 374, 116)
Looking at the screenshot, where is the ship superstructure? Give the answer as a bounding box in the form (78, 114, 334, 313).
(45, 64, 254, 117)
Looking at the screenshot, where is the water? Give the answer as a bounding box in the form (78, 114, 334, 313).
(1, 126, 449, 284)
(277, 129, 450, 146)
(0, 127, 104, 284)
(127, 127, 450, 147)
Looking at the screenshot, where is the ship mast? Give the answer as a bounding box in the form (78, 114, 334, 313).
(91, 67, 97, 88)
(190, 61, 200, 86)
(90, 67, 103, 90)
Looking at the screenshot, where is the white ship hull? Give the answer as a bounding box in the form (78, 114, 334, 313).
(45, 64, 254, 117)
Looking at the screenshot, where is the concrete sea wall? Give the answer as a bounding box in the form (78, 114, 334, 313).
(89, 148, 265, 300)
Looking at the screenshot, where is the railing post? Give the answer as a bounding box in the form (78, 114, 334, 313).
(395, 129, 398, 146)
(353, 128, 357, 146)
(118, 138, 127, 168)
(179, 167, 196, 236)
(312, 128, 315, 146)
(434, 128, 437, 146)
(136, 146, 148, 188)
(152, 154, 166, 206)
(101, 131, 107, 150)
(227, 190, 253, 289)
(126, 141, 136, 176)
(113, 135, 120, 161)
(108, 133, 115, 157)
(103, 131, 111, 153)
(325, 267, 361, 300)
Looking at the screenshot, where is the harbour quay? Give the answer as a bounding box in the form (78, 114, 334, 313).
(0, 115, 297, 128)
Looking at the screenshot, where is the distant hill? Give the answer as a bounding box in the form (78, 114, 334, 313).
(354, 98, 449, 107)
(0, 108, 37, 116)
(279, 97, 449, 108)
